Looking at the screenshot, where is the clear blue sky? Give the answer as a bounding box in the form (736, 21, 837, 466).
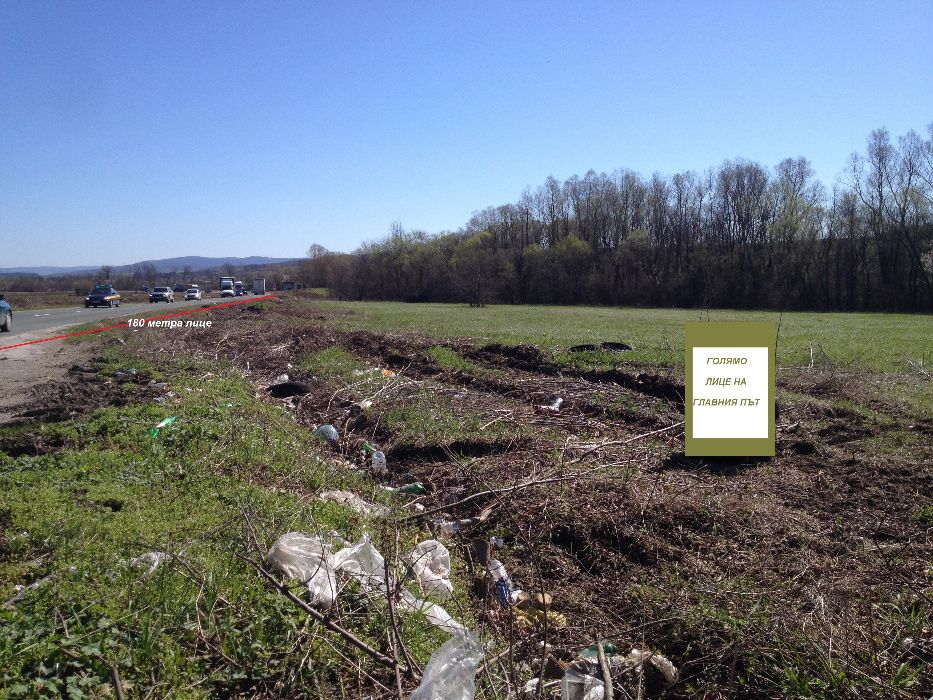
(2, 0, 931, 267)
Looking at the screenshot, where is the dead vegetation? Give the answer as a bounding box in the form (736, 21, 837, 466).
(137, 298, 931, 698)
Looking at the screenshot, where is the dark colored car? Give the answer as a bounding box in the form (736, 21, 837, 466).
(149, 287, 175, 303)
(85, 285, 121, 308)
(0, 295, 12, 333)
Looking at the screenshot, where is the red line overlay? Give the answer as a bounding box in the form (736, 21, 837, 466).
(0, 294, 278, 352)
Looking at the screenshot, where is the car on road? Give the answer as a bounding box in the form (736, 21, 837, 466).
(185, 287, 202, 301)
(85, 285, 122, 308)
(149, 287, 175, 303)
(0, 295, 12, 333)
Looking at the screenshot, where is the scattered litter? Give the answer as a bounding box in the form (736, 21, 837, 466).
(313, 424, 340, 444)
(560, 669, 604, 700)
(406, 540, 453, 599)
(487, 559, 521, 608)
(319, 490, 390, 517)
(387, 481, 426, 495)
(264, 532, 466, 634)
(352, 367, 395, 378)
(580, 642, 618, 660)
(327, 535, 466, 633)
(409, 630, 483, 700)
(3, 567, 77, 609)
(400, 590, 467, 633)
(622, 648, 679, 684)
(434, 519, 460, 535)
(357, 399, 373, 410)
(267, 533, 337, 609)
(148, 416, 176, 437)
(515, 592, 566, 628)
(330, 533, 387, 592)
(432, 516, 483, 535)
(130, 551, 170, 576)
(371, 450, 388, 475)
(274, 373, 289, 383)
(268, 381, 314, 398)
(538, 397, 563, 412)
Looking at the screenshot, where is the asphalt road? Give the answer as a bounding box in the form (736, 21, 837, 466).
(7, 297, 234, 337)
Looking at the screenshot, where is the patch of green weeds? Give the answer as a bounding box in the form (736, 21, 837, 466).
(425, 345, 478, 372)
(297, 347, 365, 381)
(0, 343, 458, 697)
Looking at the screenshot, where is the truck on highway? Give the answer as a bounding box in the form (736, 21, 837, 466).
(252, 278, 266, 295)
(219, 277, 235, 298)
(234, 281, 245, 296)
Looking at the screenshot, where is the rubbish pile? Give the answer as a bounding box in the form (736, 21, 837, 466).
(549, 644, 679, 699)
(267, 532, 465, 635)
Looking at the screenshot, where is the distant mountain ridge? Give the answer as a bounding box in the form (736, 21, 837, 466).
(0, 256, 296, 276)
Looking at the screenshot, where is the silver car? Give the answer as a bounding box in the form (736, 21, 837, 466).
(149, 287, 175, 303)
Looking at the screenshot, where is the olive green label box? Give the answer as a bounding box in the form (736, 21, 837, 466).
(685, 322, 775, 457)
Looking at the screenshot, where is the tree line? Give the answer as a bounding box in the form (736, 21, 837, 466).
(308, 124, 933, 311)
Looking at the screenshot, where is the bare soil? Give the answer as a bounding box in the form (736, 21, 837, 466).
(8, 298, 930, 698)
(148, 299, 932, 698)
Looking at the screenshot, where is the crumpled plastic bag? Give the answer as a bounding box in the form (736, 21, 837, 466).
(330, 533, 387, 592)
(332, 536, 466, 634)
(319, 490, 390, 517)
(624, 648, 679, 684)
(267, 532, 338, 610)
(561, 669, 604, 700)
(266, 532, 466, 634)
(130, 551, 170, 576)
(409, 630, 483, 700)
(400, 590, 467, 634)
(406, 540, 453, 599)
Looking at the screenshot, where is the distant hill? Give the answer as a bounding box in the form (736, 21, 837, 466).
(0, 256, 297, 276)
(0, 266, 98, 276)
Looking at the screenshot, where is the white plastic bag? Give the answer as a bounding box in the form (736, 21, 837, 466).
(400, 590, 467, 634)
(267, 532, 338, 610)
(406, 540, 453, 599)
(320, 490, 390, 517)
(130, 551, 170, 576)
(409, 630, 483, 700)
(624, 648, 679, 684)
(561, 669, 604, 700)
(330, 533, 388, 593)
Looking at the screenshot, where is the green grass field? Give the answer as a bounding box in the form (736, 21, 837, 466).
(0, 345, 451, 698)
(319, 299, 933, 374)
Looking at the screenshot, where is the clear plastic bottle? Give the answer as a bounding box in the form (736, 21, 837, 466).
(371, 451, 388, 474)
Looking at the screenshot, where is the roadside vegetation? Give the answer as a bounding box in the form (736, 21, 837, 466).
(1, 295, 930, 698)
(0, 338, 450, 698)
